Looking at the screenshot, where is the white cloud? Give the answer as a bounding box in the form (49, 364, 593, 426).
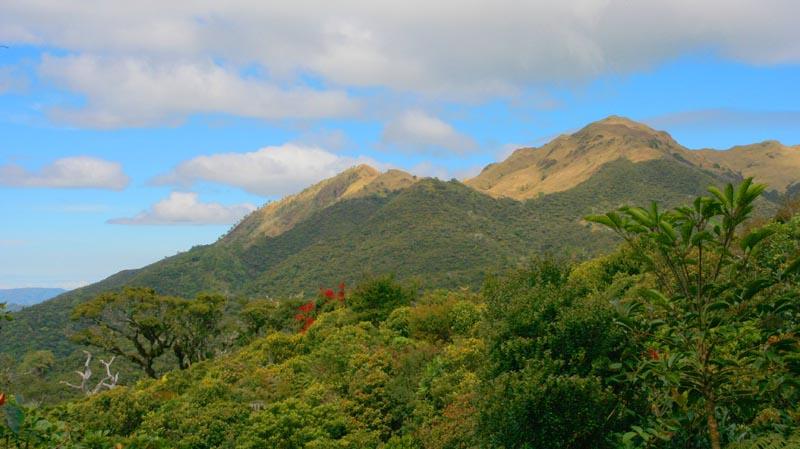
(154, 143, 379, 196)
(108, 191, 255, 225)
(1, 0, 798, 107)
(39, 55, 359, 128)
(408, 161, 484, 181)
(382, 110, 476, 154)
(0, 156, 130, 190)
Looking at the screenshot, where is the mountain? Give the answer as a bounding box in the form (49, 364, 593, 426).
(1, 116, 794, 359)
(465, 116, 737, 199)
(696, 140, 800, 194)
(224, 165, 419, 244)
(0, 288, 67, 310)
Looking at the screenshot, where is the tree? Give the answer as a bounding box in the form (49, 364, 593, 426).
(240, 298, 281, 337)
(72, 288, 229, 378)
(587, 179, 800, 448)
(171, 293, 227, 369)
(0, 303, 10, 330)
(348, 275, 416, 324)
(19, 350, 55, 378)
(478, 259, 638, 449)
(71, 287, 180, 378)
(60, 350, 119, 396)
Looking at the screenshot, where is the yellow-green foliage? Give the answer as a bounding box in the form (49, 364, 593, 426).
(2, 193, 798, 449)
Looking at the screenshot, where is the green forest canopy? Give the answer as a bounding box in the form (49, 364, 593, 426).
(1, 180, 799, 448)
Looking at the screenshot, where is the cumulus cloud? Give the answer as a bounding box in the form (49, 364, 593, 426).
(108, 191, 255, 225)
(1, 0, 798, 106)
(39, 55, 359, 128)
(382, 110, 476, 154)
(0, 156, 130, 190)
(154, 144, 379, 196)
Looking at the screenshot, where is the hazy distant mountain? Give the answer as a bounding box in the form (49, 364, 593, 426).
(0, 287, 67, 310)
(2, 116, 796, 358)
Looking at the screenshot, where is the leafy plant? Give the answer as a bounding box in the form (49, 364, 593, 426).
(587, 179, 800, 448)
(71, 288, 228, 378)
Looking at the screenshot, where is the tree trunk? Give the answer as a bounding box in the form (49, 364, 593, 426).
(706, 399, 721, 449)
(144, 359, 157, 379)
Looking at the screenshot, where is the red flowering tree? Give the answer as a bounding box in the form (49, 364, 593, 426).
(294, 283, 347, 333)
(294, 301, 316, 333)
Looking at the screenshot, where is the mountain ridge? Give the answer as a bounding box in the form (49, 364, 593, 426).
(224, 164, 418, 245)
(0, 287, 67, 307)
(465, 116, 738, 199)
(696, 140, 800, 194)
(1, 116, 796, 359)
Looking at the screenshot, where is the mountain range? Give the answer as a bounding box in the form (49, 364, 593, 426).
(1, 116, 798, 357)
(0, 288, 67, 311)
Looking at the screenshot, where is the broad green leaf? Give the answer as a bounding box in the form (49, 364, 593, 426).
(782, 256, 800, 279)
(640, 289, 671, 307)
(4, 402, 24, 435)
(739, 227, 775, 251)
(741, 278, 772, 301)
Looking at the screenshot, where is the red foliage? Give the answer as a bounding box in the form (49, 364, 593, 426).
(0, 392, 5, 406)
(300, 316, 315, 332)
(318, 282, 346, 303)
(298, 301, 316, 314)
(296, 282, 347, 334)
(295, 301, 317, 333)
(647, 347, 660, 361)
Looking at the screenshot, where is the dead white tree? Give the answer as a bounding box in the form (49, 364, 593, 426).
(61, 350, 119, 396)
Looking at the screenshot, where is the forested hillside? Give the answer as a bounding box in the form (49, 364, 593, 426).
(1, 180, 798, 449)
(1, 115, 799, 447)
(0, 156, 747, 360)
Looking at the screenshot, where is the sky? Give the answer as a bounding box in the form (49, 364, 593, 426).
(1, 0, 800, 289)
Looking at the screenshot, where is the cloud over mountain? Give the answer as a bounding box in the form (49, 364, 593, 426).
(108, 192, 255, 225)
(153, 144, 379, 196)
(382, 110, 476, 154)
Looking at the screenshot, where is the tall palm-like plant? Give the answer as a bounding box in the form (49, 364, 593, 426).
(587, 179, 800, 449)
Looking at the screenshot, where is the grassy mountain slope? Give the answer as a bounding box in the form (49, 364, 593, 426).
(0, 156, 744, 358)
(696, 140, 800, 193)
(465, 116, 734, 199)
(224, 165, 418, 244)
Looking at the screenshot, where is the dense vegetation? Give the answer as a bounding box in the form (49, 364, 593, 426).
(0, 157, 757, 363)
(1, 179, 798, 448)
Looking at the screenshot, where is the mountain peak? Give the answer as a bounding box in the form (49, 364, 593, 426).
(224, 165, 417, 243)
(697, 140, 800, 192)
(466, 116, 695, 199)
(576, 116, 672, 141)
(589, 115, 643, 126)
(344, 163, 380, 178)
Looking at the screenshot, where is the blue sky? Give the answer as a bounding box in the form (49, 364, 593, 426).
(1, 1, 799, 289)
